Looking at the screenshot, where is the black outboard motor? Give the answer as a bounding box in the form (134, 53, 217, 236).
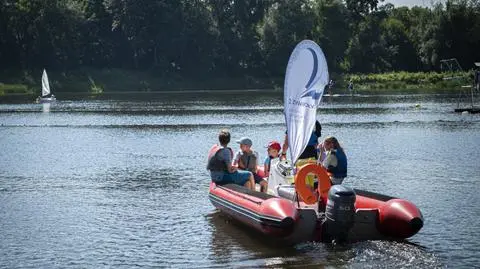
(323, 185, 356, 243)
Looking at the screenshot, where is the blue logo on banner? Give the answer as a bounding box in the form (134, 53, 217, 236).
(300, 48, 322, 100)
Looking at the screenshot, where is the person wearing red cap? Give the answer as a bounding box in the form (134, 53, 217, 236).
(263, 141, 281, 177)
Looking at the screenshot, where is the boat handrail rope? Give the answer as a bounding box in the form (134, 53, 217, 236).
(294, 163, 331, 205)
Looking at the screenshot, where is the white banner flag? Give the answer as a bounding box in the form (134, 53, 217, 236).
(284, 40, 329, 165)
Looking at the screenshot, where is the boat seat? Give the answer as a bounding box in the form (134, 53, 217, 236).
(221, 184, 277, 201)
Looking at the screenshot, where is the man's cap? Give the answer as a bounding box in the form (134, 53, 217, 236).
(236, 137, 252, 146)
(266, 141, 281, 151)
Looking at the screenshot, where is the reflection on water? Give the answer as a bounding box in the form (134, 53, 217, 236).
(0, 93, 479, 268)
(42, 103, 50, 113)
(207, 212, 441, 268)
(207, 212, 318, 267)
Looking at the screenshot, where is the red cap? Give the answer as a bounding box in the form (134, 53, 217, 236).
(266, 141, 281, 151)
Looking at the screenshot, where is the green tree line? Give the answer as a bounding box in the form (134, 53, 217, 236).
(1, 0, 479, 80)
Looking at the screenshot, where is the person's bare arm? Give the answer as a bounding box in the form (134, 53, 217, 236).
(238, 158, 245, 170)
(281, 134, 288, 159)
(282, 133, 288, 153)
(226, 162, 237, 173)
(252, 162, 258, 173)
(317, 143, 325, 163)
(224, 150, 237, 173)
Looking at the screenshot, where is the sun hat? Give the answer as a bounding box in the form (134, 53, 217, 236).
(236, 137, 252, 146)
(266, 141, 281, 151)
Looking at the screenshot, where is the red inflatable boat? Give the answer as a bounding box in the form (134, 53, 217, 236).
(209, 182, 297, 237)
(209, 40, 423, 243)
(209, 163, 423, 244)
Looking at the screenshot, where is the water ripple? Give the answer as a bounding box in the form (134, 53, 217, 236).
(1, 94, 479, 268)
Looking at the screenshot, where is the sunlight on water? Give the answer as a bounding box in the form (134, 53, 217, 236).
(0, 93, 479, 268)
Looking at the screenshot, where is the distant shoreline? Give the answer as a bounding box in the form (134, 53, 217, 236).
(0, 68, 471, 98)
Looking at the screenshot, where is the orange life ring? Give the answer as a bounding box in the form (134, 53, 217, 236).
(294, 163, 331, 205)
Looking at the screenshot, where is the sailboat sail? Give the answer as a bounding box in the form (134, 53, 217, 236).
(42, 69, 50, 97)
(284, 40, 329, 165)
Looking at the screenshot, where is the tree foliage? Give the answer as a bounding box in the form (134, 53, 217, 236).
(0, 0, 479, 80)
(258, 0, 316, 76)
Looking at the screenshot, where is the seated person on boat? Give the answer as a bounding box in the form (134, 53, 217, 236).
(264, 140, 281, 177)
(233, 137, 268, 193)
(318, 136, 347, 185)
(207, 129, 255, 190)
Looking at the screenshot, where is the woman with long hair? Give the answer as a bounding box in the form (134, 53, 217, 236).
(318, 136, 348, 185)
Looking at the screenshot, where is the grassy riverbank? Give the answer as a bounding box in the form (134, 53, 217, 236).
(0, 68, 472, 97)
(0, 68, 281, 97)
(343, 71, 471, 93)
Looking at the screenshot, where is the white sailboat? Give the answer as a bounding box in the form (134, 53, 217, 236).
(36, 69, 56, 103)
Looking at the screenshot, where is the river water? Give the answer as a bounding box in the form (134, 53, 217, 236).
(0, 92, 479, 268)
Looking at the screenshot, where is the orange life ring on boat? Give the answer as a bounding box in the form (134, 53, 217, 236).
(294, 163, 331, 205)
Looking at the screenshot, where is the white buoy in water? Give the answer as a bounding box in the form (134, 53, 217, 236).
(462, 110, 469, 114)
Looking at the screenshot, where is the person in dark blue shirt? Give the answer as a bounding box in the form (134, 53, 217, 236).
(281, 120, 322, 159)
(280, 120, 322, 187)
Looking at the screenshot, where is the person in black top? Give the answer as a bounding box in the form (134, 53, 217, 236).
(281, 120, 322, 159)
(280, 120, 322, 188)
